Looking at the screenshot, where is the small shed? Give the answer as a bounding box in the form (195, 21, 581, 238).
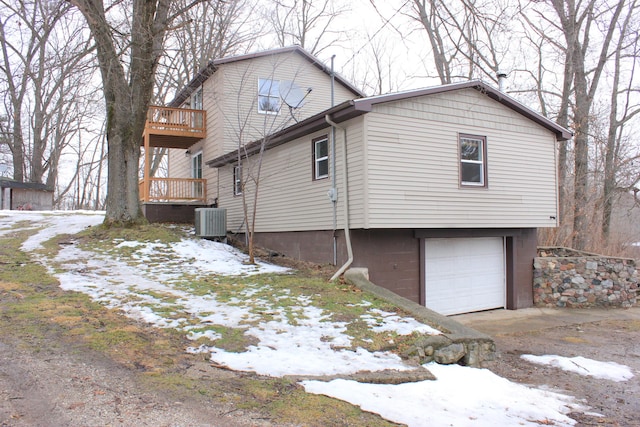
(0, 179, 54, 210)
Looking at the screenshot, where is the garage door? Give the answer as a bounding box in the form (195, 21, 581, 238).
(424, 237, 505, 315)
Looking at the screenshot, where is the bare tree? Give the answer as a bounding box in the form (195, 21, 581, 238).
(265, 0, 349, 56)
(517, 0, 640, 251)
(540, 0, 631, 249)
(352, 33, 405, 95)
(368, 0, 516, 85)
(226, 64, 308, 263)
(601, 0, 640, 240)
(0, 0, 96, 195)
(148, 0, 260, 180)
(158, 0, 260, 95)
(0, 0, 68, 182)
(68, 0, 200, 225)
(514, 1, 577, 244)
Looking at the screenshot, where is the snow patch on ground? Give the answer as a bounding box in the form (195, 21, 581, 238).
(522, 354, 634, 382)
(4, 211, 607, 426)
(302, 363, 587, 427)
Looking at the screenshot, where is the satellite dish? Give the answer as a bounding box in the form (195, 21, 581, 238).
(279, 81, 311, 109)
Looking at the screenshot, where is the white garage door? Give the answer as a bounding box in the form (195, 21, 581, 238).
(424, 237, 505, 315)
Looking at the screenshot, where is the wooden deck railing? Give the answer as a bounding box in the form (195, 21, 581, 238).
(139, 178, 207, 203)
(145, 106, 206, 136)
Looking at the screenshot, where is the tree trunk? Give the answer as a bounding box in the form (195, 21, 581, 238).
(70, 0, 173, 226)
(149, 147, 167, 177)
(105, 114, 143, 224)
(555, 57, 574, 244)
(572, 58, 591, 249)
(10, 115, 24, 182)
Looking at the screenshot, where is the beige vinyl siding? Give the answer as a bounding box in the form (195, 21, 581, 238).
(168, 148, 190, 179)
(214, 52, 354, 156)
(218, 161, 247, 233)
(202, 73, 224, 160)
(218, 121, 372, 233)
(343, 116, 367, 228)
(200, 76, 221, 201)
(365, 89, 558, 228)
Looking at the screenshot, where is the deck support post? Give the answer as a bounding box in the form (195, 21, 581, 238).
(143, 131, 151, 202)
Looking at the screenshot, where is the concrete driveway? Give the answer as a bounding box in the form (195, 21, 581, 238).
(451, 306, 640, 336)
(452, 306, 640, 425)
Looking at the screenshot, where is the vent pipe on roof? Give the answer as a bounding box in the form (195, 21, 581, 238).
(497, 71, 508, 92)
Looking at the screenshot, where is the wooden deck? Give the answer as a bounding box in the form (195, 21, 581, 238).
(140, 106, 208, 203)
(143, 106, 206, 149)
(139, 177, 207, 203)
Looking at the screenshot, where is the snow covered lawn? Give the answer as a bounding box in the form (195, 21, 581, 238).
(2, 210, 635, 427)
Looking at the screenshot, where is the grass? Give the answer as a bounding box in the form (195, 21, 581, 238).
(0, 219, 407, 426)
(70, 222, 426, 355)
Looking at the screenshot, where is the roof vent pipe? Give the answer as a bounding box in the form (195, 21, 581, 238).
(497, 71, 507, 92)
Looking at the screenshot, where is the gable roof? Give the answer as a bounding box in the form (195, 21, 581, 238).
(206, 80, 573, 168)
(169, 46, 365, 107)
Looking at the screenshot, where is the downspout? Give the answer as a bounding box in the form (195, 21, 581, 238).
(325, 114, 353, 281)
(330, 55, 337, 265)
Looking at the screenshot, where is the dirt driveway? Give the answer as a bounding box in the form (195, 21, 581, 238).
(0, 333, 266, 427)
(2, 307, 638, 427)
(455, 307, 640, 426)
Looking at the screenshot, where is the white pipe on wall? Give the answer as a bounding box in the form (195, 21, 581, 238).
(325, 115, 353, 281)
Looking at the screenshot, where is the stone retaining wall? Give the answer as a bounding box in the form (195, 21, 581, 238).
(534, 247, 638, 308)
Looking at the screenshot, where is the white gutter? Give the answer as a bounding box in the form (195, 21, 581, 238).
(325, 114, 353, 281)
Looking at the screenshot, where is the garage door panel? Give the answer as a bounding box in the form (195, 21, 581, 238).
(425, 237, 505, 315)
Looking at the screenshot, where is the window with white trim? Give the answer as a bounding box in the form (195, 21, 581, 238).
(233, 165, 242, 195)
(258, 78, 281, 114)
(313, 136, 329, 180)
(459, 134, 487, 187)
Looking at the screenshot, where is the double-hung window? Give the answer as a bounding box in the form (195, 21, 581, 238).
(459, 134, 487, 187)
(258, 78, 280, 114)
(233, 165, 242, 196)
(313, 136, 329, 180)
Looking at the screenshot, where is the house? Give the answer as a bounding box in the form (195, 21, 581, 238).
(0, 179, 54, 210)
(205, 80, 572, 316)
(140, 46, 363, 222)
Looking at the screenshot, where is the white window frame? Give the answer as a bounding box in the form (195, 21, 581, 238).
(313, 136, 329, 180)
(459, 134, 487, 187)
(258, 78, 281, 114)
(233, 165, 243, 196)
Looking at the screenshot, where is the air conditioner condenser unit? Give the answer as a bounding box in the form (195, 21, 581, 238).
(195, 208, 227, 240)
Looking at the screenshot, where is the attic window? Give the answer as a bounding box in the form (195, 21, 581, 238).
(459, 134, 487, 187)
(258, 78, 281, 114)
